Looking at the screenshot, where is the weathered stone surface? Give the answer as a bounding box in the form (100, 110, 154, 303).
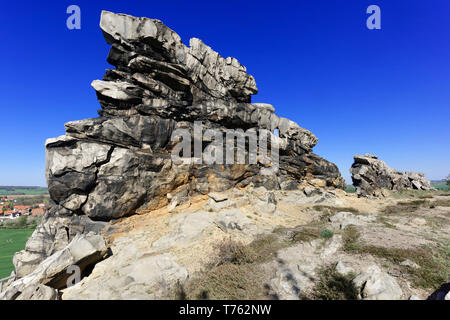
(350, 154, 433, 197)
(353, 265, 403, 300)
(335, 261, 354, 275)
(328, 211, 376, 230)
(15, 284, 59, 300)
(13, 214, 107, 278)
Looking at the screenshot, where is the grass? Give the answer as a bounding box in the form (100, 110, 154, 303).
(0, 229, 33, 278)
(320, 229, 334, 239)
(376, 216, 398, 229)
(431, 182, 449, 191)
(312, 205, 360, 221)
(305, 265, 358, 300)
(172, 224, 341, 300)
(290, 228, 322, 243)
(432, 199, 450, 207)
(342, 226, 449, 289)
(383, 198, 450, 216)
(173, 238, 269, 300)
(391, 189, 446, 199)
(176, 262, 267, 300)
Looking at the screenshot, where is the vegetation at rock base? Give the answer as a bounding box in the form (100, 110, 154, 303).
(172, 224, 345, 300)
(342, 226, 449, 289)
(173, 238, 269, 300)
(303, 265, 358, 300)
(383, 198, 450, 215)
(320, 229, 334, 239)
(312, 205, 360, 216)
(345, 185, 356, 193)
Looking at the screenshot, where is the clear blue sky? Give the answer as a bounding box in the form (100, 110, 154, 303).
(1, 0, 449, 186)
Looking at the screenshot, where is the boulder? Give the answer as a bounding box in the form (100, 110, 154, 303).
(335, 261, 354, 275)
(1, 234, 108, 300)
(353, 265, 403, 300)
(15, 284, 59, 300)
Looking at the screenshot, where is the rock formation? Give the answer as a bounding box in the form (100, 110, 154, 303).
(350, 154, 433, 197)
(2, 11, 345, 299)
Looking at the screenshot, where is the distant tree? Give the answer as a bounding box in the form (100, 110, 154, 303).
(447, 174, 450, 186)
(15, 216, 28, 228)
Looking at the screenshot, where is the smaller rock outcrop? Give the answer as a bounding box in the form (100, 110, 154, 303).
(350, 154, 433, 197)
(1, 234, 108, 300)
(352, 265, 403, 300)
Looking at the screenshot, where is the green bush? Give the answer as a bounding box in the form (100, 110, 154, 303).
(320, 229, 334, 239)
(345, 185, 356, 193)
(308, 266, 358, 300)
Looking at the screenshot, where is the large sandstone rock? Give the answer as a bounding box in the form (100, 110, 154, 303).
(350, 154, 433, 197)
(12, 10, 345, 289)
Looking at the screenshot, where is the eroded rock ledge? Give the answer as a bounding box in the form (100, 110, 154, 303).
(350, 154, 433, 197)
(4, 11, 345, 299)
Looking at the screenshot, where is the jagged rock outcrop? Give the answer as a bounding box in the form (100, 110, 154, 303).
(8, 11, 344, 297)
(350, 154, 433, 197)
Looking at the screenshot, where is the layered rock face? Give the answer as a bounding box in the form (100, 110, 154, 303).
(10, 11, 344, 286)
(350, 154, 433, 197)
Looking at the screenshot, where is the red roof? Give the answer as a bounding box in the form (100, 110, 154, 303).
(31, 208, 45, 216)
(14, 205, 30, 211)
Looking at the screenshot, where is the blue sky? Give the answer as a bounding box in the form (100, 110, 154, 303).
(0, 0, 449, 186)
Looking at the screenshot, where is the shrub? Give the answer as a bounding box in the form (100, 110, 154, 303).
(341, 225, 448, 289)
(211, 238, 257, 267)
(345, 185, 356, 193)
(181, 263, 266, 300)
(308, 266, 358, 300)
(320, 229, 334, 239)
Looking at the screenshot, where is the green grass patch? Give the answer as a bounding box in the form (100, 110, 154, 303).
(0, 229, 33, 278)
(431, 182, 449, 191)
(0, 187, 48, 196)
(290, 228, 321, 243)
(320, 229, 334, 239)
(312, 205, 360, 221)
(345, 185, 356, 193)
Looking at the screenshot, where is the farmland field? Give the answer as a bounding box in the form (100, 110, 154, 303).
(0, 186, 48, 196)
(0, 229, 33, 278)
